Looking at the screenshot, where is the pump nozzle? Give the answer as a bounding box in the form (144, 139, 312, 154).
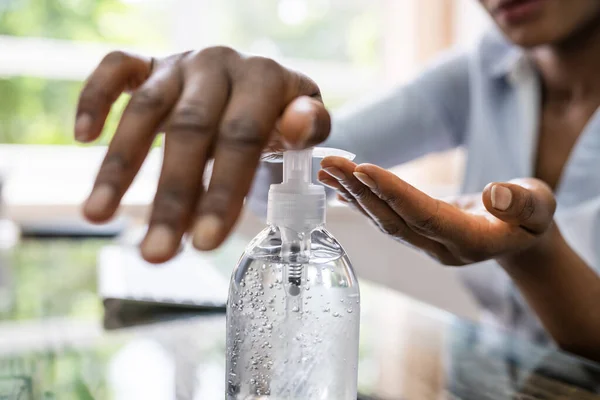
(266, 147, 355, 232)
(266, 147, 355, 297)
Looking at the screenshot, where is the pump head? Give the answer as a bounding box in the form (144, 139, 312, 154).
(266, 147, 355, 232)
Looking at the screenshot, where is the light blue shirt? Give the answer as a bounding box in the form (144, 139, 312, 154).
(252, 29, 600, 343)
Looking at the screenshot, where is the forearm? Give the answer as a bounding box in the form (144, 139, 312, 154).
(498, 224, 600, 361)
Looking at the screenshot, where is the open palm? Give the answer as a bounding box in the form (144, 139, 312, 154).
(317, 156, 556, 266)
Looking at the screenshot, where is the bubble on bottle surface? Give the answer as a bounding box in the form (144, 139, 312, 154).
(323, 307, 330, 313)
(347, 308, 353, 313)
(291, 306, 300, 313)
(333, 312, 340, 317)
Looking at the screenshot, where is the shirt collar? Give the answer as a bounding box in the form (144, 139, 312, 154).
(480, 28, 531, 81)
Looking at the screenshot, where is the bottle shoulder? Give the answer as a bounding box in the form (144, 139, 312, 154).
(244, 225, 348, 264)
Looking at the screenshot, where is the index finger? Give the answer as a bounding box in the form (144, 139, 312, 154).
(354, 163, 474, 239)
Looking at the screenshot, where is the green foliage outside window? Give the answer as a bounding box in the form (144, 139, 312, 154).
(0, 0, 382, 145)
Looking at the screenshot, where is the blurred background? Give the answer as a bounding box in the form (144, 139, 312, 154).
(0, 0, 493, 296)
(0, 0, 493, 330)
(0, 1, 493, 397)
(3, 2, 586, 399)
(0, 0, 492, 228)
(0, 0, 488, 143)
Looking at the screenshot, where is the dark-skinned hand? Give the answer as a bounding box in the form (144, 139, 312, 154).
(318, 156, 557, 266)
(75, 48, 331, 263)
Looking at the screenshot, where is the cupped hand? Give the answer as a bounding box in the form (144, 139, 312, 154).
(318, 156, 556, 266)
(75, 48, 331, 263)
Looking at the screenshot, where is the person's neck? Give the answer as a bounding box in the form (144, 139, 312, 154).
(529, 21, 600, 103)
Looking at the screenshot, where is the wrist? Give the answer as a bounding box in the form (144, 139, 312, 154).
(497, 222, 563, 275)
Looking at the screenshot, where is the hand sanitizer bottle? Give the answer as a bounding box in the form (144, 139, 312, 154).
(226, 148, 360, 400)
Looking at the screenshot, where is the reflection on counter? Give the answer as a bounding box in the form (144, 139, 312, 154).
(0, 240, 599, 399)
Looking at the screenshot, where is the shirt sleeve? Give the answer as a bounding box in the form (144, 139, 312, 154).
(325, 50, 471, 167)
(247, 50, 472, 216)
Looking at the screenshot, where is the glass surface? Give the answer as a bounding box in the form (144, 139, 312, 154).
(0, 239, 599, 399)
(226, 226, 360, 399)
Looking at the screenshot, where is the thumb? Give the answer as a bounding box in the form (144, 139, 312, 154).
(482, 178, 556, 234)
(277, 96, 331, 149)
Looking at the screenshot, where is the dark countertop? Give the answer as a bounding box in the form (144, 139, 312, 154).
(0, 239, 598, 399)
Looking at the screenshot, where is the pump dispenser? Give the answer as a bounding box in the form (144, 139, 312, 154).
(226, 148, 360, 400)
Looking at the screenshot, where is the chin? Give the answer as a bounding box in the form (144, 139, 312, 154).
(486, 0, 600, 49)
(499, 26, 561, 48)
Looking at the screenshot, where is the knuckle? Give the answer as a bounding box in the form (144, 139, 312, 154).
(378, 220, 402, 237)
(128, 87, 166, 113)
(202, 183, 235, 216)
(206, 46, 238, 59)
(245, 56, 282, 75)
(192, 46, 238, 64)
(517, 194, 536, 221)
(220, 117, 267, 150)
(101, 50, 128, 65)
(96, 153, 131, 191)
(243, 57, 285, 90)
(79, 84, 114, 111)
(169, 102, 215, 134)
(151, 186, 190, 226)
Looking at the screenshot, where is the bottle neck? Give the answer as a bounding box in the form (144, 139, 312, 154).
(266, 184, 326, 233)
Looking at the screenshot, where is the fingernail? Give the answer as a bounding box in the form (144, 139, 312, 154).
(323, 167, 345, 180)
(353, 172, 376, 189)
(84, 185, 115, 215)
(491, 185, 512, 211)
(75, 114, 93, 141)
(291, 97, 316, 144)
(193, 215, 223, 250)
(142, 225, 176, 261)
(291, 96, 313, 113)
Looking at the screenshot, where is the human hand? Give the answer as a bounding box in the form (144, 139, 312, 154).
(318, 157, 556, 266)
(75, 49, 331, 263)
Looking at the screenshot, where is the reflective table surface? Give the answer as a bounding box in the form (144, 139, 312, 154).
(0, 239, 599, 399)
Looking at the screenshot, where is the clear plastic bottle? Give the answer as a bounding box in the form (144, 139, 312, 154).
(226, 148, 360, 400)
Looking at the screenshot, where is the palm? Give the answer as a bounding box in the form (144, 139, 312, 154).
(318, 156, 555, 267)
(437, 194, 535, 265)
